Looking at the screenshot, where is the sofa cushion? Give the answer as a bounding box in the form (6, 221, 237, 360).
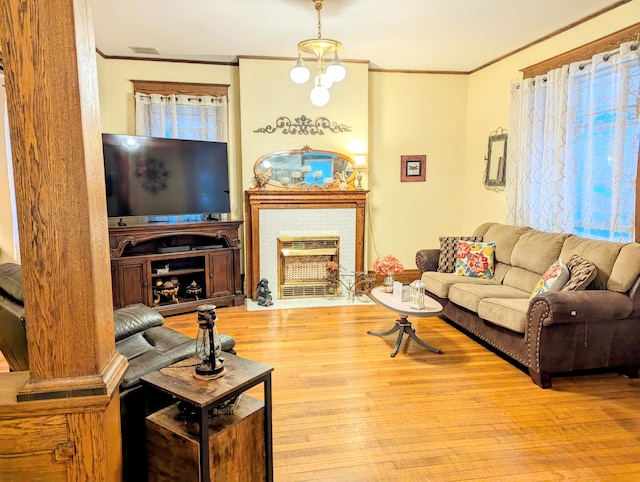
(530, 259, 570, 299)
(559, 236, 624, 290)
(449, 283, 529, 313)
(511, 230, 569, 275)
(0, 263, 24, 303)
(608, 243, 640, 293)
(477, 298, 531, 334)
(113, 304, 165, 342)
(562, 254, 597, 291)
(473, 223, 531, 265)
(422, 272, 498, 298)
(454, 241, 496, 279)
(436, 236, 483, 273)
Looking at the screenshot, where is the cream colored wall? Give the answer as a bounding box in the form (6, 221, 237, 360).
(96, 58, 244, 218)
(238, 58, 369, 191)
(368, 72, 469, 269)
(1, 3, 636, 270)
(460, 0, 640, 235)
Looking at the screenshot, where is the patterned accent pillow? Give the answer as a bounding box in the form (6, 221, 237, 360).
(437, 236, 483, 273)
(530, 259, 570, 299)
(562, 254, 597, 291)
(454, 241, 496, 279)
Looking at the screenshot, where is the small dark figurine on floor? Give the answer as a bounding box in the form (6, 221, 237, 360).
(256, 278, 273, 307)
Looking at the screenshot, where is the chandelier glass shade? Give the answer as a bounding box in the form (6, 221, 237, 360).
(291, 0, 346, 106)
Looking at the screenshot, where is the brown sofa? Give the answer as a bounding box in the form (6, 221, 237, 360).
(416, 223, 640, 388)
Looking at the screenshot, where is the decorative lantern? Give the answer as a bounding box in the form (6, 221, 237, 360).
(194, 304, 226, 379)
(409, 279, 425, 309)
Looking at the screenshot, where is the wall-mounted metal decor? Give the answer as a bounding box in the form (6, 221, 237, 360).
(484, 127, 507, 191)
(253, 115, 352, 135)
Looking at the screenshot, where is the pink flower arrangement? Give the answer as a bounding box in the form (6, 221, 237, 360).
(325, 261, 339, 273)
(372, 255, 404, 275)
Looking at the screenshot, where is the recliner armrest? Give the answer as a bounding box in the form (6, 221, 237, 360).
(114, 304, 165, 342)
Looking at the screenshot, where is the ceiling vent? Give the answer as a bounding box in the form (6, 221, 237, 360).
(129, 46, 160, 55)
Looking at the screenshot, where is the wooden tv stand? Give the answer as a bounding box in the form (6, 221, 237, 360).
(109, 221, 244, 315)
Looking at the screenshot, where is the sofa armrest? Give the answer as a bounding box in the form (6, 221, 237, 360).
(530, 290, 634, 326)
(416, 249, 440, 275)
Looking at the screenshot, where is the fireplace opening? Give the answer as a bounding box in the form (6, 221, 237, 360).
(278, 236, 339, 298)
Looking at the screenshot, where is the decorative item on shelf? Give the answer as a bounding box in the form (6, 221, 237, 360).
(256, 278, 273, 307)
(336, 171, 347, 190)
(185, 280, 202, 300)
(153, 278, 180, 305)
(409, 279, 426, 309)
(254, 166, 273, 189)
(290, 0, 346, 107)
(373, 255, 404, 293)
(194, 304, 226, 380)
(156, 264, 169, 274)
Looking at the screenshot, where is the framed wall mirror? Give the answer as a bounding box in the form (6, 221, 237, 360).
(253, 146, 356, 189)
(484, 128, 507, 189)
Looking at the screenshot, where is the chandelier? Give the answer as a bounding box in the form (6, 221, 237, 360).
(290, 0, 346, 107)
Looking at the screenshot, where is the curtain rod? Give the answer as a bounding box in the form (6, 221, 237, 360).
(517, 41, 639, 86)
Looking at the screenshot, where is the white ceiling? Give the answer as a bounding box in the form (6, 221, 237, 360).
(91, 0, 626, 72)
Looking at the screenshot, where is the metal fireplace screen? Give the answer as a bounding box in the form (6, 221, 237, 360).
(278, 236, 339, 298)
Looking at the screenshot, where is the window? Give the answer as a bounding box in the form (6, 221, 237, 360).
(507, 41, 640, 242)
(133, 80, 229, 142)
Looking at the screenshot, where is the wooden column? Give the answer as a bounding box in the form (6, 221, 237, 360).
(0, 0, 126, 480)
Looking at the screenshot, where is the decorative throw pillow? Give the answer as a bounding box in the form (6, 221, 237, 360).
(454, 241, 496, 279)
(530, 259, 570, 299)
(562, 254, 597, 291)
(437, 236, 483, 273)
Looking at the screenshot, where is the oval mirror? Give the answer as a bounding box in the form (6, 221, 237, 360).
(254, 146, 356, 189)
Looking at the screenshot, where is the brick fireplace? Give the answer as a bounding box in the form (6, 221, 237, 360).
(244, 190, 367, 301)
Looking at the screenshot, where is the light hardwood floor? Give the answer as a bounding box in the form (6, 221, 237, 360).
(169, 304, 640, 481)
(2, 303, 639, 480)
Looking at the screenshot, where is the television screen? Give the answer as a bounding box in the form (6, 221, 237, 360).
(102, 134, 230, 219)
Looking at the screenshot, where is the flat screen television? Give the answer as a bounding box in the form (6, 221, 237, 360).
(102, 134, 230, 220)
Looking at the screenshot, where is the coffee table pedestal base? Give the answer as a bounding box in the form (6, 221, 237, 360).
(368, 316, 444, 357)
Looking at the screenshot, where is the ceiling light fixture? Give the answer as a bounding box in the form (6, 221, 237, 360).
(290, 0, 346, 107)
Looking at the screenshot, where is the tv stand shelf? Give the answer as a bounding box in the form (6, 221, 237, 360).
(109, 221, 244, 315)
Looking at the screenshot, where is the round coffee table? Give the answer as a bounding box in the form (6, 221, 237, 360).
(368, 286, 444, 357)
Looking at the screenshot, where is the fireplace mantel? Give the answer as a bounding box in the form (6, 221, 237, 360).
(244, 189, 368, 300)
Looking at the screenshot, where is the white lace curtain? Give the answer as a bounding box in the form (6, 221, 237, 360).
(135, 93, 228, 141)
(506, 41, 640, 242)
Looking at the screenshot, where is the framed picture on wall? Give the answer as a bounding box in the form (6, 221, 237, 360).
(400, 155, 426, 182)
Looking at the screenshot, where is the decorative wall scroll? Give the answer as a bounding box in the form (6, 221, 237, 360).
(253, 115, 352, 135)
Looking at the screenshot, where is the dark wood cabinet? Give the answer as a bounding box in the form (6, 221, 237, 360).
(109, 221, 244, 315)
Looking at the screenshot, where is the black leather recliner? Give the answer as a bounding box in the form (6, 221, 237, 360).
(0, 262, 236, 481)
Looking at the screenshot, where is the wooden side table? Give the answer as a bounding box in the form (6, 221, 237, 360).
(141, 354, 274, 481)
